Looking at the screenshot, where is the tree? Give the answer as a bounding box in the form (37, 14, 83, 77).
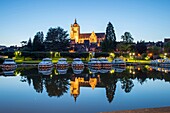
(20, 41, 27, 47)
(121, 32, 134, 43)
(135, 40, 147, 54)
(164, 41, 170, 53)
(27, 38, 32, 51)
(44, 27, 70, 51)
(101, 22, 116, 52)
(116, 43, 132, 53)
(147, 46, 161, 55)
(121, 78, 134, 93)
(33, 31, 44, 51)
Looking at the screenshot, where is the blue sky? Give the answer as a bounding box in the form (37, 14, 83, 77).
(0, 0, 170, 46)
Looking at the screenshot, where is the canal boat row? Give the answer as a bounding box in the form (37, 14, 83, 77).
(150, 58, 170, 67)
(2, 58, 170, 70)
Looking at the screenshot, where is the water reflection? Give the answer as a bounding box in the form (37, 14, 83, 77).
(38, 67, 53, 75)
(2, 67, 16, 76)
(1, 65, 170, 104)
(56, 66, 68, 75)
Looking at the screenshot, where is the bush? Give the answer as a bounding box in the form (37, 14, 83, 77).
(60, 52, 89, 58)
(94, 52, 109, 58)
(0, 58, 4, 64)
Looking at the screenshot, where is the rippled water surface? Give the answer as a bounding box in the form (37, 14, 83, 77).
(0, 65, 170, 113)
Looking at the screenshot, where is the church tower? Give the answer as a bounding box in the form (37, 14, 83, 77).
(70, 19, 80, 43)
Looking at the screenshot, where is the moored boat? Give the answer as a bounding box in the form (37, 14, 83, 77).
(72, 58, 84, 68)
(99, 58, 112, 69)
(2, 58, 17, 70)
(38, 58, 53, 69)
(56, 58, 69, 67)
(88, 58, 101, 68)
(159, 59, 170, 67)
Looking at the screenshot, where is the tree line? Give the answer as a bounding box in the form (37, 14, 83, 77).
(20, 22, 170, 57)
(21, 27, 70, 52)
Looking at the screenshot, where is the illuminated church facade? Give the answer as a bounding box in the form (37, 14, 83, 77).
(70, 19, 105, 52)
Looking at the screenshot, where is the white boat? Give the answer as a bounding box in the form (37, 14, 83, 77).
(159, 59, 170, 67)
(88, 58, 101, 68)
(38, 58, 53, 69)
(99, 58, 112, 69)
(2, 58, 17, 70)
(150, 59, 164, 65)
(112, 58, 126, 66)
(72, 58, 84, 68)
(56, 58, 69, 67)
(150, 59, 170, 67)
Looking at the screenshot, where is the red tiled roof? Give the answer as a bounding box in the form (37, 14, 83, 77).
(80, 33, 105, 38)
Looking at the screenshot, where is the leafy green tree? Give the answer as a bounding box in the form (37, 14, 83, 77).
(20, 41, 27, 47)
(147, 46, 161, 55)
(101, 22, 116, 52)
(33, 31, 44, 51)
(121, 32, 134, 43)
(120, 78, 134, 93)
(164, 41, 170, 53)
(116, 43, 132, 53)
(135, 40, 147, 54)
(44, 27, 70, 51)
(27, 38, 32, 51)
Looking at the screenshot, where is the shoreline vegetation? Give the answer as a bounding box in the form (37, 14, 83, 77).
(101, 106, 170, 113)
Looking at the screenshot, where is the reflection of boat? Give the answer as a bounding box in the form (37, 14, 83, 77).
(72, 58, 84, 68)
(99, 68, 111, 73)
(2, 58, 17, 70)
(72, 68, 84, 74)
(56, 58, 69, 67)
(112, 67, 126, 73)
(99, 58, 112, 69)
(57, 67, 68, 74)
(88, 58, 101, 68)
(38, 67, 53, 75)
(89, 67, 100, 74)
(3, 68, 16, 76)
(38, 58, 53, 69)
(112, 58, 126, 66)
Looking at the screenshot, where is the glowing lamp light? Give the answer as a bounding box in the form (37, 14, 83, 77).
(110, 69, 115, 74)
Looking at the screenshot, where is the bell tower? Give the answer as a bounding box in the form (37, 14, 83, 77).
(70, 19, 80, 43)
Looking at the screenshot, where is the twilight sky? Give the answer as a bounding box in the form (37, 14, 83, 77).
(0, 0, 170, 46)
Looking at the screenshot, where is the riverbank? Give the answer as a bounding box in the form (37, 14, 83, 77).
(101, 106, 170, 113)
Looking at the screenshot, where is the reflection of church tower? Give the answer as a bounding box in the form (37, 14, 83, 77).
(70, 19, 80, 43)
(89, 78, 97, 90)
(70, 77, 80, 102)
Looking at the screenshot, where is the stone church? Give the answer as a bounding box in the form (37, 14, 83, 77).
(70, 19, 105, 52)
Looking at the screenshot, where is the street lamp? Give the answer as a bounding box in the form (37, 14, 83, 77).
(129, 52, 135, 59)
(164, 53, 167, 59)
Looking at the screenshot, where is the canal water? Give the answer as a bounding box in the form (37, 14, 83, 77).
(0, 65, 170, 113)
